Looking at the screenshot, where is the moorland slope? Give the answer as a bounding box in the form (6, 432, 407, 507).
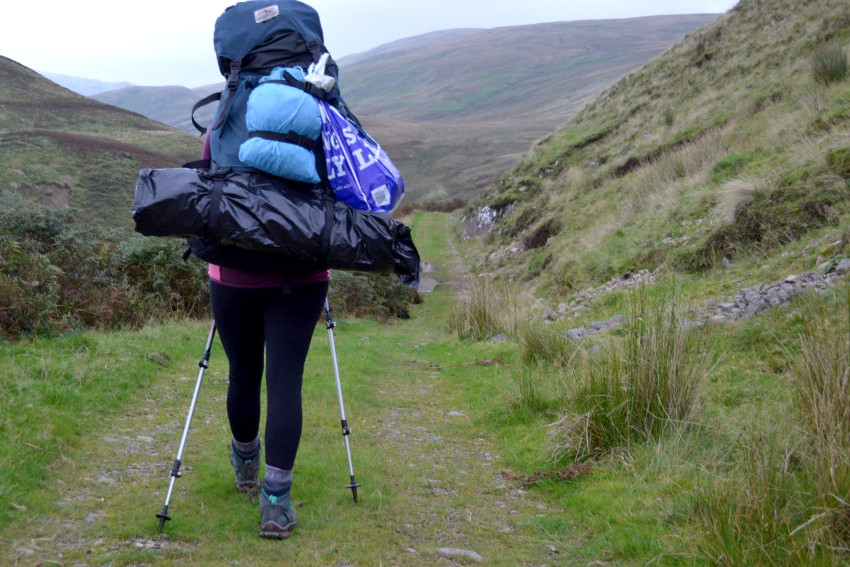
(466, 0, 850, 299)
(0, 57, 202, 227)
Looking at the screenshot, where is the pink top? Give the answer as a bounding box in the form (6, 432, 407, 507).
(208, 264, 330, 288)
(201, 135, 330, 288)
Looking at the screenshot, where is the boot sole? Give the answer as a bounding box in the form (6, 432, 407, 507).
(260, 521, 297, 539)
(235, 481, 259, 494)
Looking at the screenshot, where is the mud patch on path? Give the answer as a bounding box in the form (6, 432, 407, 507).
(417, 262, 439, 293)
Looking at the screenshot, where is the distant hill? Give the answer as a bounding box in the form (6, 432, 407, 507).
(86, 15, 717, 202)
(93, 84, 222, 135)
(41, 72, 134, 96)
(0, 57, 203, 228)
(340, 17, 714, 126)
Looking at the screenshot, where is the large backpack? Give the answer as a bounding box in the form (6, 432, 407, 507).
(191, 0, 360, 177)
(179, 1, 409, 275)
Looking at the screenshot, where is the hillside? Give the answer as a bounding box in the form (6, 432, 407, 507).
(340, 16, 718, 127)
(466, 0, 850, 298)
(0, 57, 202, 228)
(93, 84, 220, 135)
(86, 16, 717, 203)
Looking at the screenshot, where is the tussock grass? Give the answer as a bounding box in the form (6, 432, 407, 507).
(517, 320, 580, 366)
(694, 434, 834, 566)
(800, 85, 826, 117)
(549, 289, 711, 463)
(715, 176, 761, 222)
(694, 288, 850, 566)
(446, 276, 524, 341)
(795, 288, 850, 550)
(811, 43, 849, 85)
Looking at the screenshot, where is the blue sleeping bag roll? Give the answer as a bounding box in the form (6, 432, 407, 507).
(239, 67, 322, 183)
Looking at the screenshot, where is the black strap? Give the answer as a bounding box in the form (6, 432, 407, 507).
(207, 59, 243, 134)
(321, 190, 335, 268)
(182, 159, 211, 170)
(248, 130, 320, 151)
(191, 92, 222, 135)
(260, 71, 329, 100)
(207, 176, 226, 239)
(305, 40, 325, 63)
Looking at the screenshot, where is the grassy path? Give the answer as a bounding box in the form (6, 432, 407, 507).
(3, 213, 570, 566)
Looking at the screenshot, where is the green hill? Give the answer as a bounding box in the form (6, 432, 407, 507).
(0, 57, 202, 228)
(466, 0, 850, 296)
(93, 84, 221, 135)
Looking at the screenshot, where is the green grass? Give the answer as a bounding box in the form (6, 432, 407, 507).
(5, 213, 850, 566)
(0, 323, 205, 526)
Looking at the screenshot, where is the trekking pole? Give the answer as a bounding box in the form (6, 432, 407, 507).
(157, 321, 216, 532)
(323, 298, 360, 503)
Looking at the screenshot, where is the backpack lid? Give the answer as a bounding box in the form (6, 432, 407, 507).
(214, 1, 325, 74)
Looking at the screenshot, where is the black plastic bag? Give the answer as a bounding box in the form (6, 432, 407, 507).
(132, 168, 419, 288)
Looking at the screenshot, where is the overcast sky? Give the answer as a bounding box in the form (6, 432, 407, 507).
(0, 0, 736, 88)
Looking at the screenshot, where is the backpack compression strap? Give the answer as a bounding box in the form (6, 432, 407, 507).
(260, 70, 329, 100)
(248, 130, 321, 151)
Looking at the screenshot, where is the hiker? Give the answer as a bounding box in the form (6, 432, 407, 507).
(200, 131, 328, 541)
(189, 0, 336, 540)
(172, 0, 408, 539)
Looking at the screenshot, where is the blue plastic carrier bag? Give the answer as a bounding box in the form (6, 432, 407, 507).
(319, 101, 405, 213)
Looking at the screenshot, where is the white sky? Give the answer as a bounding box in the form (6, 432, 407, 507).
(0, 0, 736, 88)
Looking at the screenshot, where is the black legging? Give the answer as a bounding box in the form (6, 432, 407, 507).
(210, 280, 329, 470)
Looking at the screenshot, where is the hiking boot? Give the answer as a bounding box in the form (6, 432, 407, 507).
(259, 488, 298, 539)
(230, 443, 260, 494)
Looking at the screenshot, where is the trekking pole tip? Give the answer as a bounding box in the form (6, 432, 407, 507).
(348, 479, 360, 504)
(156, 510, 171, 532)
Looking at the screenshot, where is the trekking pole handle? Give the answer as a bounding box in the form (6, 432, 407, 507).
(324, 298, 336, 330)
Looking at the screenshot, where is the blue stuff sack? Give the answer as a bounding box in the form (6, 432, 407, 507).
(319, 100, 404, 213)
(238, 67, 322, 183)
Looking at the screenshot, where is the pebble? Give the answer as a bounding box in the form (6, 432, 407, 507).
(437, 547, 484, 562)
(566, 328, 585, 340)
